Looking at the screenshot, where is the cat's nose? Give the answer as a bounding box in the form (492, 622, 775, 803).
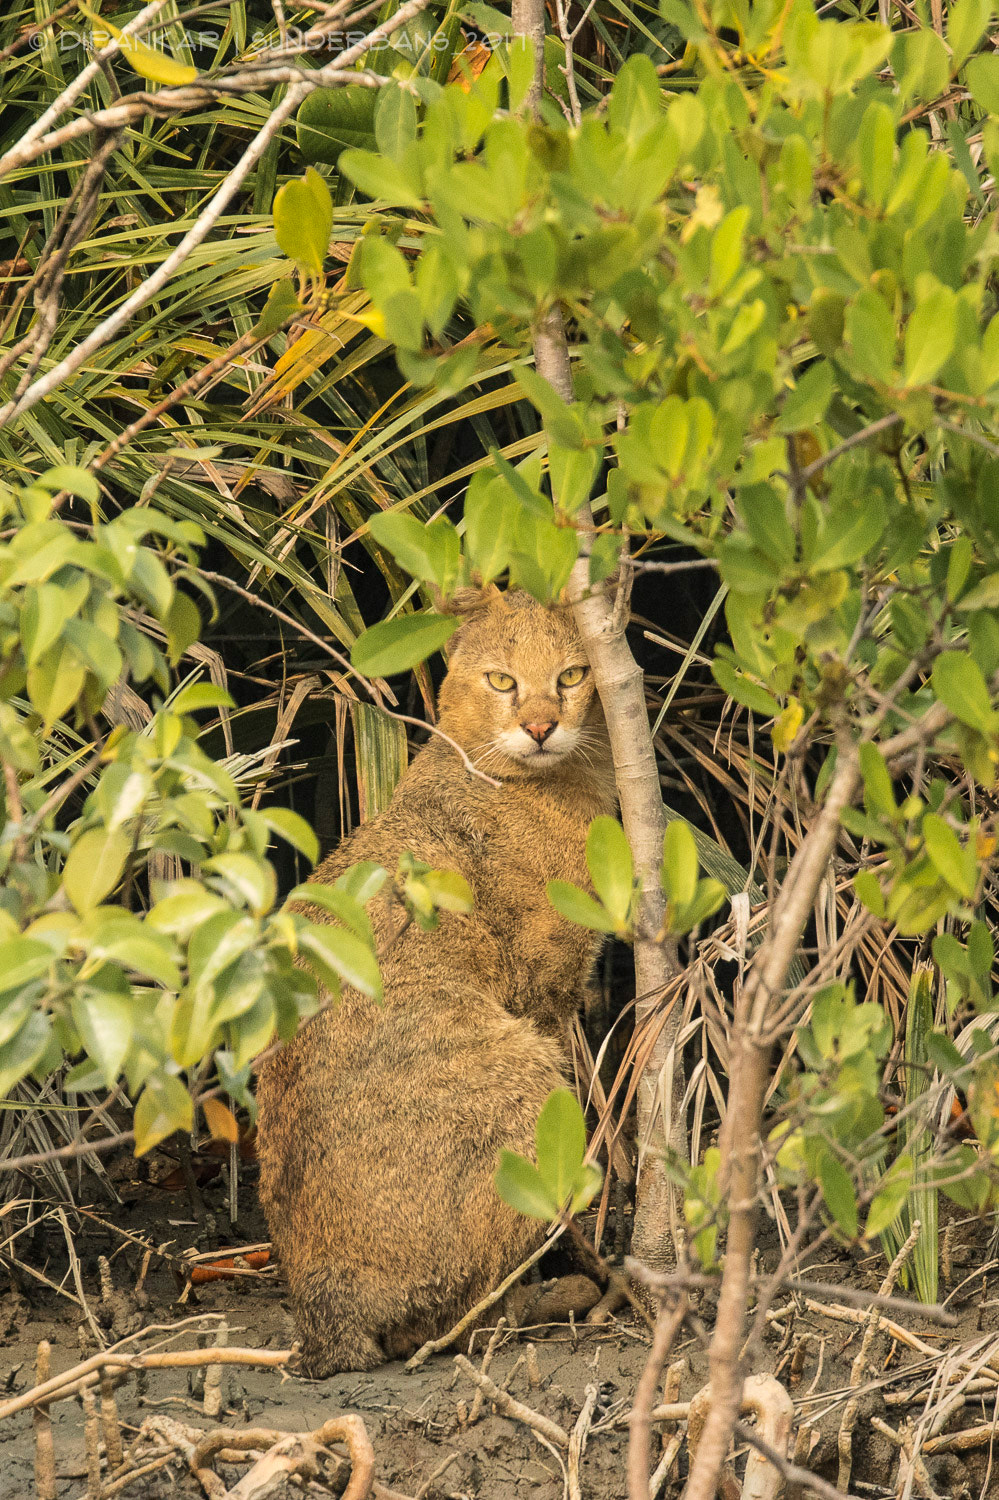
(524, 721, 556, 745)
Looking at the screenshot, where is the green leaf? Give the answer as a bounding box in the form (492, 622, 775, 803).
(289, 883, 373, 942)
(931, 651, 997, 735)
(948, 0, 993, 72)
(893, 28, 949, 103)
(148, 885, 229, 939)
(535, 1088, 587, 1205)
(202, 854, 277, 915)
(464, 486, 514, 585)
(966, 53, 999, 114)
(585, 817, 634, 927)
(662, 819, 699, 908)
(546, 880, 618, 933)
(72, 989, 133, 1088)
(421, 869, 474, 913)
(956, 571, 999, 610)
(273, 167, 333, 278)
(0, 938, 52, 994)
(165, 591, 201, 666)
(368, 512, 460, 591)
(672, 878, 727, 933)
(859, 741, 896, 818)
(569, 1162, 604, 1215)
(514, 366, 586, 450)
(36, 466, 100, 505)
(261, 808, 319, 866)
(296, 85, 377, 167)
(709, 206, 749, 297)
(775, 360, 834, 434)
(947, 536, 974, 603)
(818, 1151, 859, 1238)
(903, 288, 956, 387)
(845, 288, 896, 384)
(494, 1149, 559, 1220)
(866, 1170, 910, 1239)
(0, 1011, 51, 1099)
(133, 1073, 194, 1155)
(375, 84, 418, 162)
(170, 682, 236, 715)
(298, 922, 382, 998)
(711, 659, 779, 716)
(922, 813, 977, 899)
(62, 828, 132, 914)
(856, 100, 895, 208)
(351, 614, 459, 677)
(549, 445, 598, 516)
(27, 642, 86, 731)
(339, 148, 424, 208)
(854, 870, 886, 918)
(253, 279, 302, 339)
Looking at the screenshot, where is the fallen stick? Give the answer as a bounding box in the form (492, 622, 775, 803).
(568, 1384, 597, 1500)
(0, 1347, 292, 1421)
(406, 1227, 563, 1371)
(453, 1353, 569, 1448)
(802, 1300, 939, 1359)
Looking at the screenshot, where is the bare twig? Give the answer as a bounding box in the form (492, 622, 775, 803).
(627, 1294, 688, 1500)
(453, 1353, 569, 1449)
(406, 1227, 563, 1369)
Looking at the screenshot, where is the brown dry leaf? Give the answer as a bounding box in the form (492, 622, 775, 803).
(448, 41, 491, 89)
(202, 1097, 240, 1143)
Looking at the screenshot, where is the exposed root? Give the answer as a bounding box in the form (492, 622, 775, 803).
(467, 1317, 506, 1424)
(838, 1221, 920, 1494)
(739, 1374, 795, 1500)
(32, 1340, 55, 1500)
(567, 1383, 597, 1500)
(0, 1342, 291, 1421)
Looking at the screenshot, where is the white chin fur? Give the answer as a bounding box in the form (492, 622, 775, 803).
(497, 726, 579, 764)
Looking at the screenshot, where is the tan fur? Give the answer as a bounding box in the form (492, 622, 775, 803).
(256, 592, 616, 1374)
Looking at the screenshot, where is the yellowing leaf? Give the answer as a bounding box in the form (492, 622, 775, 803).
(134, 1074, 194, 1156)
(202, 1096, 240, 1143)
(62, 827, 131, 914)
(771, 698, 804, 754)
(89, 13, 198, 86)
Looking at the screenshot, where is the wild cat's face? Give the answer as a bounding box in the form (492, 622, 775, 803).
(437, 592, 608, 777)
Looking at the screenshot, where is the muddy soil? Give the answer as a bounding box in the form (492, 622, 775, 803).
(1, 1158, 997, 1500)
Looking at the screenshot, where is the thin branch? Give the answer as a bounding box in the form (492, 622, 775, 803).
(797, 413, 904, 482)
(0, 0, 431, 426)
(0, 0, 172, 174)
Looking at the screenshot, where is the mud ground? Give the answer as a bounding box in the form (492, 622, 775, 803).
(1, 1154, 997, 1499)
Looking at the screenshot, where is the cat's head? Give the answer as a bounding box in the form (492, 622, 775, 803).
(437, 589, 610, 778)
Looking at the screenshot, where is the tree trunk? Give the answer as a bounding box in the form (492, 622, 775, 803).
(509, 0, 682, 1272)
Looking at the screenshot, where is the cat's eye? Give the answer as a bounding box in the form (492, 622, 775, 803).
(558, 665, 587, 688)
(486, 671, 516, 692)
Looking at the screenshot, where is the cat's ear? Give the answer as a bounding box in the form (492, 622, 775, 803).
(432, 582, 508, 618)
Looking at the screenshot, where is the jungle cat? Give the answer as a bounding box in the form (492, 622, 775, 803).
(256, 588, 616, 1375)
